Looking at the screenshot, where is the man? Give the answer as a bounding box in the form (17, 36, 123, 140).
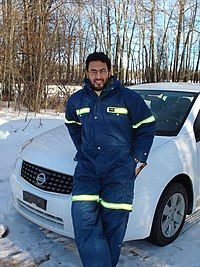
(65, 52, 156, 267)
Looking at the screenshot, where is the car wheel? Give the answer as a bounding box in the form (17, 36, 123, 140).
(149, 183, 188, 246)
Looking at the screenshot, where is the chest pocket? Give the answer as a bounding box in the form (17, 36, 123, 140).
(106, 106, 131, 129)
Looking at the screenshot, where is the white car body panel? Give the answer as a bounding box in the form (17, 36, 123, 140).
(10, 83, 200, 241)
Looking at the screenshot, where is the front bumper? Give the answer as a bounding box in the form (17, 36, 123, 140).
(10, 158, 74, 238)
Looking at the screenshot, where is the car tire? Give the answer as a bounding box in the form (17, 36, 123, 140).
(149, 183, 188, 246)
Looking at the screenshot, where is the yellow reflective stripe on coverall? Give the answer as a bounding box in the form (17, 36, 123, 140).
(72, 195, 100, 201)
(100, 199, 133, 211)
(132, 115, 155, 129)
(76, 108, 90, 116)
(71, 196, 132, 211)
(65, 118, 82, 125)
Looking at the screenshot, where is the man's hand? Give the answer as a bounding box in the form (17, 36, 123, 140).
(135, 162, 147, 176)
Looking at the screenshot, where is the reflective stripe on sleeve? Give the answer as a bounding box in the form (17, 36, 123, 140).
(65, 118, 82, 125)
(100, 198, 133, 211)
(106, 107, 128, 114)
(132, 115, 155, 129)
(72, 195, 100, 202)
(76, 108, 90, 116)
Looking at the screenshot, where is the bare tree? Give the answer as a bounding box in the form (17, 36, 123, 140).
(1, 0, 16, 106)
(0, 0, 200, 112)
(172, 0, 186, 81)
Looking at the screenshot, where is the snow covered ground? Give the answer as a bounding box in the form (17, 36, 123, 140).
(0, 108, 200, 267)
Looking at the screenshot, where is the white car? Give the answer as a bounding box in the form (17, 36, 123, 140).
(10, 82, 200, 246)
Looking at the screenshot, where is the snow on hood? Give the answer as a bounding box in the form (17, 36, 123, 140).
(20, 125, 77, 175)
(20, 125, 173, 175)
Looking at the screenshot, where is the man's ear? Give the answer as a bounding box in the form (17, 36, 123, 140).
(86, 71, 89, 78)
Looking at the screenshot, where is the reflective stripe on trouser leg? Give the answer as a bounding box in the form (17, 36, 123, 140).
(72, 194, 99, 202)
(72, 200, 112, 267)
(99, 198, 133, 211)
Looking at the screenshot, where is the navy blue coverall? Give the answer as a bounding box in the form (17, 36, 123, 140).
(65, 77, 156, 267)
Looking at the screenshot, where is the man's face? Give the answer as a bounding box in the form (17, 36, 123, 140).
(86, 61, 111, 91)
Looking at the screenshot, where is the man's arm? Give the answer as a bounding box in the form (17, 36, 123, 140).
(65, 97, 82, 152)
(129, 92, 156, 163)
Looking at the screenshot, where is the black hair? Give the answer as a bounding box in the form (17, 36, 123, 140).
(86, 52, 111, 71)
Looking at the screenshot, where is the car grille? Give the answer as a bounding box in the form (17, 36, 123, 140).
(21, 160, 73, 194)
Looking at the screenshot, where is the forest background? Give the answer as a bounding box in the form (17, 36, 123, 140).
(0, 0, 200, 112)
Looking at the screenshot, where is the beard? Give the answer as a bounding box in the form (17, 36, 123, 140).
(89, 77, 110, 91)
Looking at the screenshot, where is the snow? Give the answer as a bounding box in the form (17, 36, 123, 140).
(1, 108, 200, 267)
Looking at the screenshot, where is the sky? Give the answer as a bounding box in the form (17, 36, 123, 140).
(0, 108, 200, 267)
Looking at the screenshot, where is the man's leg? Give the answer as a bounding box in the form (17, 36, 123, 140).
(72, 157, 112, 267)
(101, 158, 136, 267)
(101, 208, 130, 266)
(72, 201, 112, 267)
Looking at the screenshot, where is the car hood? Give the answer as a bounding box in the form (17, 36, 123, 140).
(20, 125, 174, 175)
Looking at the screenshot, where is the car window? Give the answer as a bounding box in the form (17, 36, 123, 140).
(134, 90, 198, 136)
(194, 111, 200, 142)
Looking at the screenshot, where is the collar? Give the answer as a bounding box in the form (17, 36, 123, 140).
(83, 76, 121, 98)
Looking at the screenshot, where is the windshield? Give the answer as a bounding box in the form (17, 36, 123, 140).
(135, 90, 197, 136)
